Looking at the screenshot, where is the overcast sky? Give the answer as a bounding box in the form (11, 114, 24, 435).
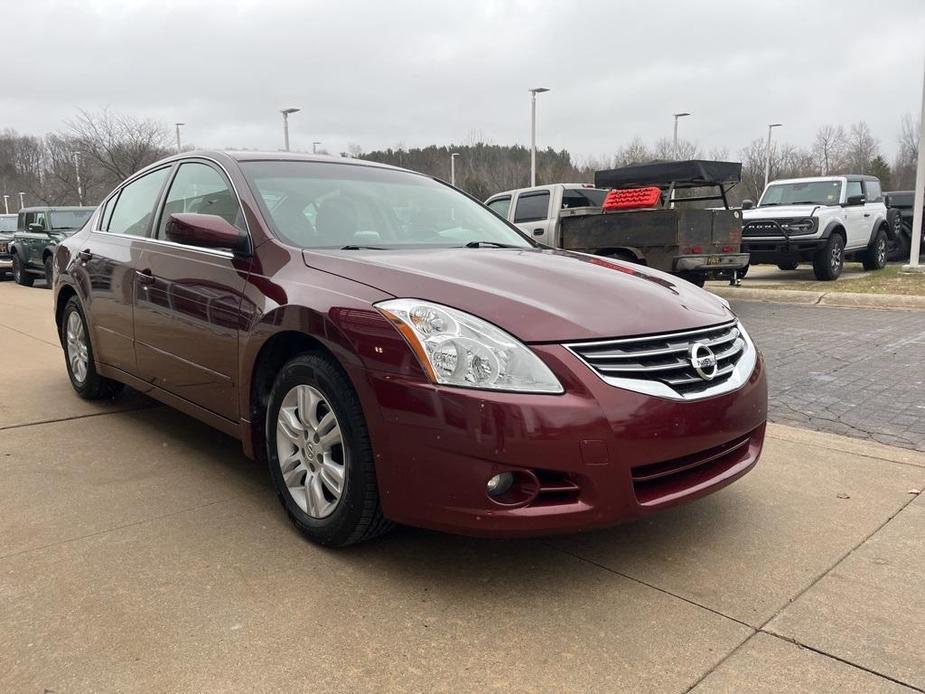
(4, 0, 924, 161)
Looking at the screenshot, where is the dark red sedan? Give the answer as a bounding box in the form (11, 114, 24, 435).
(53, 151, 767, 546)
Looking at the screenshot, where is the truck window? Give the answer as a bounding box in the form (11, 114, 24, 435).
(562, 188, 607, 209)
(846, 181, 863, 200)
(513, 192, 550, 223)
(863, 180, 882, 203)
(486, 196, 511, 218)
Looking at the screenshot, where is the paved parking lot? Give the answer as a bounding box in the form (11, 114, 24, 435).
(1, 282, 923, 693)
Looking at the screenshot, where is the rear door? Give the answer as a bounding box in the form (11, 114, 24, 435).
(512, 189, 553, 243)
(132, 159, 252, 421)
(78, 166, 173, 374)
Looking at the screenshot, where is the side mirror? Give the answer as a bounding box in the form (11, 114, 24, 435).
(741, 199, 754, 210)
(165, 213, 249, 254)
(845, 195, 865, 206)
(28, 223, 45, 232)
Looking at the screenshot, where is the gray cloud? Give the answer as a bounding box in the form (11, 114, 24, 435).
(4, 0, 924, 160)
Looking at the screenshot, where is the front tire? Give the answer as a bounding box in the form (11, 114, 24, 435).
(44, 255, 54, 287)
(861, 229, 888, 271)
(812, 233, 844, 281)
(61, 296, 123, 400)
(776, 259, 799, 271)
(266, 352, 391, 547)
(12, 254, 34, 287)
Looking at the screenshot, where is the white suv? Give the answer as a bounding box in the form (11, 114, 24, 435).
(741, 175, 891, 280)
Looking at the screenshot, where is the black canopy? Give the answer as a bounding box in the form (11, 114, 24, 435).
(594, 160, 742, 190)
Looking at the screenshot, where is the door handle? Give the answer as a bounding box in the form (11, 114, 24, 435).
(78, 249, 93, 262)
(533, 228, 544, 236)
(135, 269, 155, 285)
(863, 213, 870, 218)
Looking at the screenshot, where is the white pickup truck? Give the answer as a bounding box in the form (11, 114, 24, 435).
(741, 175, 892, 280)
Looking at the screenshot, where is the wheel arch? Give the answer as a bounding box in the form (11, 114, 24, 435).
(54, 284, 79, 345)
(594, 246, 647, 264)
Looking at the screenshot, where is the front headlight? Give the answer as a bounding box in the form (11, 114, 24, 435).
(375, 298, 564, 394)
(780, 218, 815, 234)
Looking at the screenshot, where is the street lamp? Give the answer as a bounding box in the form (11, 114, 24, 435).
(280, 108, 300, 151)
(672, 112, 691, 159)
(3, 195, 8, 214)
(175, 122, 185, 152)
(450, 152, 460, 186)
(73, 151, 84, 206)
(529, 87, 550, 187)
(312, 141, 321, 154)
(764, 123, 783, 191)
(18, 192, 24, 209)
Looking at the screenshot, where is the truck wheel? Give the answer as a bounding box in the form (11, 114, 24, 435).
(812, 233, 844, 281)
(678, 272, 706, 287)
(12, 254, 34, 287)
(861, 230, 888, 271)
(776, 259, 799, 271)
(44, 256, 54, 287)
(888, 224, 911, 262)
(737, 264, 749, 280)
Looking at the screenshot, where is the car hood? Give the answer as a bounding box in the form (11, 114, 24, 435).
(0, 231, 13, 242)
(744, 204, 823, 219)
(302, 247, 733, 342)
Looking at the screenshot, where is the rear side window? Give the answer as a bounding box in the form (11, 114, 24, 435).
(158, 162, 244, 239)
(513, 192, 550, 223)
(106, 168, 171, 237)
(562, 188, 607, 209)
(486, 196, 511, 218)
(864, 180, 882, 203)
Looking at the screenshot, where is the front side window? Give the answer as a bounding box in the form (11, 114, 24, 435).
(486, 196, 511, 218)
(846, 181, 863, 201)
(759, 180, 842, 207)
(158, 162, 244, 239)
(241, 161, 532, 249)
(106, 167, 171, 237)
(513, 192, 550, 223)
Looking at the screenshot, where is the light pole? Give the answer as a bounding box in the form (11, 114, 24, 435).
(529, 87, 550, 187)
(175, 122, 185, 152)
(312, 141, 321, 154)
(764, 123, 783, 191)
(3, 195, 8, 214)
(280, 108, 300, 151)
(903, 54, 925, 272)
(73, 151, 84, 206)
(672, 112, 691, 159)
(450, 152, 460, 186)
(18, 192, 24, 209)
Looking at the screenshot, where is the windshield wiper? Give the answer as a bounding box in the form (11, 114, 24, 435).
(340, 245, 389, 250)
(789, 201, 820, 206)
(463, 241, 518, 248)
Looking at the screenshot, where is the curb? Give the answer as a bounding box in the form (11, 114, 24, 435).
(708, 285, 925, 311)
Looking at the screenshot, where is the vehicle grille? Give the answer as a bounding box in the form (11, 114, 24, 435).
(742, 220, 784, 237)
(565, 320, 746, 398)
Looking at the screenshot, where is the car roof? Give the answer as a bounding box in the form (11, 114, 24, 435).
(488, 183, 606, 199)
(153, 149, 412, 175)
(769, 175, 878, 185)
(18, 206, 94, 212)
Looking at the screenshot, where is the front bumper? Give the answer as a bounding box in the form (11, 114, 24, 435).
(365, 344, 767, 537)
(742, 236, 825, 262)
(0, 255, 11, 271)
(673, 253, 750, 273)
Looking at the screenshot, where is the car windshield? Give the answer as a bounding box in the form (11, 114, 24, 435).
(759, 181, 842, 207)
(0, 216, 16, 232)
(49, 209, 94, 230)
(241, 160, 533, 249)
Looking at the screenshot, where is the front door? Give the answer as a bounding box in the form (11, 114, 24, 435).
(512, 190, 552, 243)
(843, 180, 869, 249)
(132, 160, 252, 422)
(18, 210, 47, 269)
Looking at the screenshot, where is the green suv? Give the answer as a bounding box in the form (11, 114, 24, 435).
(11, 207, 95, 286)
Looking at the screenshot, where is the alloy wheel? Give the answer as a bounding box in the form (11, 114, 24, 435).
(276, 384, 346, 518)
(65, 311, 89, 384)
(877, 237, 886, 266)
(831, 242, 843, 273)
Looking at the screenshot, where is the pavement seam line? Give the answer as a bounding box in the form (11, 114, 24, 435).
(0, 320, 59, 347)
(756, 630, 925, 692)
(0, 404, 162, 432)
(681, 631, 760, 693)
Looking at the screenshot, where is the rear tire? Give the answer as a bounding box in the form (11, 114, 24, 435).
(861, 229, 888, 271)
(61, 296, 124, 400)
(44, 255, 54, 287)
(12, 254, 34, 287)
(812, 233, 844, 281)
(888, 225, 912, 262)
(776, 259, 799, 271)
(678, 271, 706, 287)
(266, 352, 392, 547)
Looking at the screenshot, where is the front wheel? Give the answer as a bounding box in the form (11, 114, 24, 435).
(266, 352, 392, 547)
(776, 259, 799, 271)
(12, 254, 34, 287)
(861, 230, 888, 271)
(44, 255, 54, 287)
(812, 234, 844, 281)
(61, 296, 124, 400)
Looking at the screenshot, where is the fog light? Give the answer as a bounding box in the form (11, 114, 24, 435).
(486, 472, 514, 497)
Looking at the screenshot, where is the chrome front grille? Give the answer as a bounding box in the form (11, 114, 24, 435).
(564, 320, 756, 400)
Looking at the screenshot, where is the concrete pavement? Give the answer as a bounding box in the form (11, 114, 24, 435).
(0, 282, 922, 693)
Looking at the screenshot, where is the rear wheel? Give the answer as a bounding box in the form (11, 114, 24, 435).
(61, 296, 123, 400)
(776, 259, 799, 271)
(266, 352, 392, 547)
(44, 255, 54, 287)
(812, 233, 844, 281)
(678, 271, 706, 287)
(861, 229, 888, 271)
(12, 254, 34, 287)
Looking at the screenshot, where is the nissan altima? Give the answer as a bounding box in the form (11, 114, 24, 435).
(53, 151, 767, 546)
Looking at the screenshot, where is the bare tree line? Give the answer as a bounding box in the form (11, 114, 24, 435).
(0, 109, 919, 211)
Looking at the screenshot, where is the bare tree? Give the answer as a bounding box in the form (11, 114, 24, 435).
(845, 121, 879, 174)
(894, 114, 920, 189)
(812, 124, 847, 175)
